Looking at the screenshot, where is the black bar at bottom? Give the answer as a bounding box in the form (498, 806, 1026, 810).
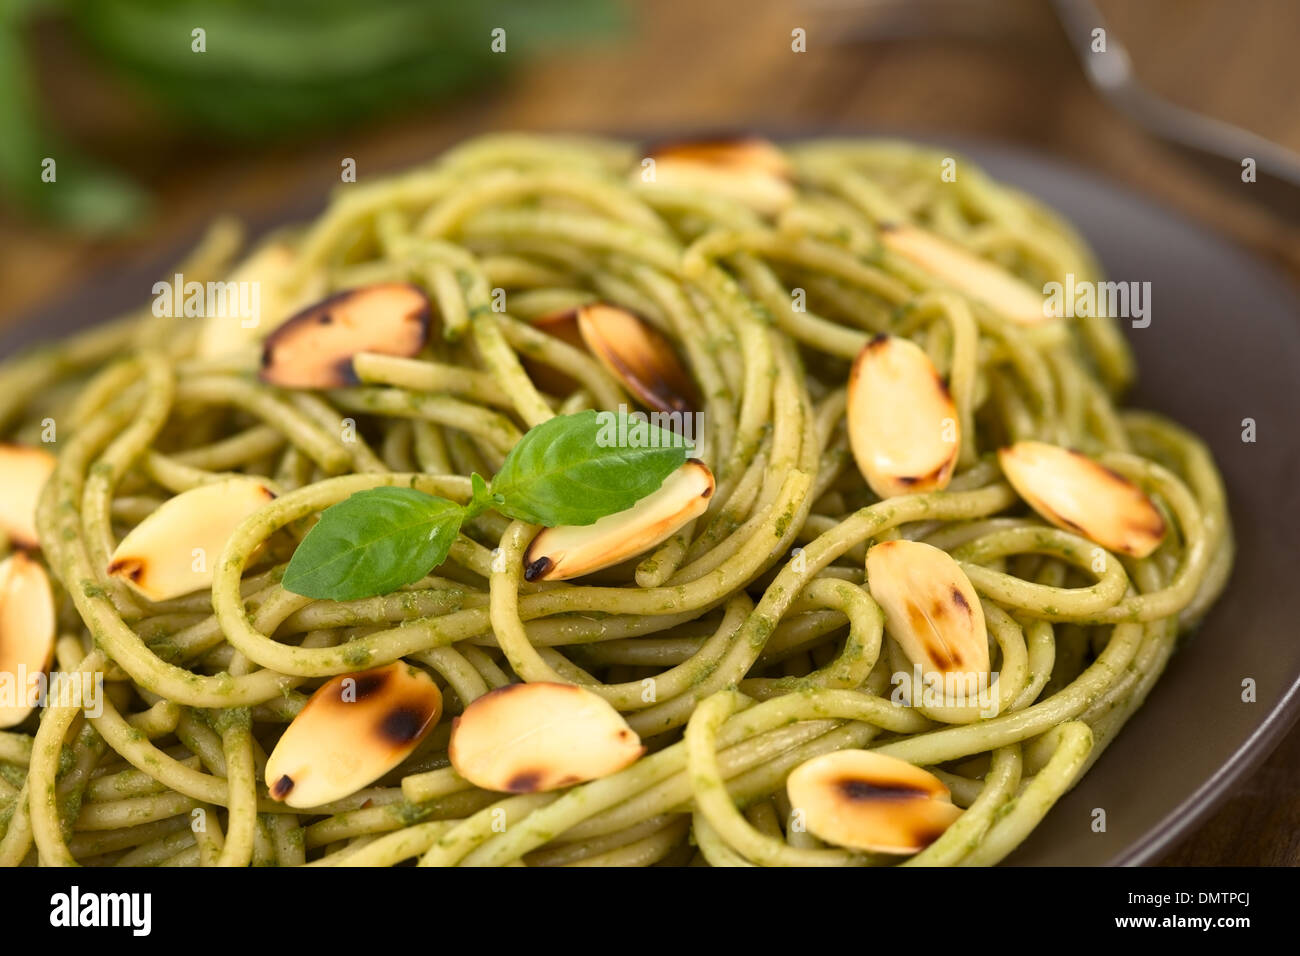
(3, 865, 1275, 942)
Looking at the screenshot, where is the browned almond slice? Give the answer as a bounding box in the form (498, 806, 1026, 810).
(847, 335, 959, 499)
(651, 137, 793, 177)
(523, 459, 714, 582)
(998, 441, 1166, 557)
(108, 477, 275, 602)
(866, 539, 989, 679)
(879, 223, 1048, 326)
(195, 241, 297, 359)
(576, 304, 700, 415)
(265, 662, 442, 808)
(0, 552, 56, 728)
(0, 445, 55, 549)
(785, 750, 963, 854)
(637, 137, 795, 214)
(449, 681, 642, 793)
(531, 308, 586, 351)
(524, 307, 586, 396)
(260, 282, 430, 389)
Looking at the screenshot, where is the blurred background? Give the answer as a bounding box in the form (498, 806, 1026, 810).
(1, 0, 1297, 864)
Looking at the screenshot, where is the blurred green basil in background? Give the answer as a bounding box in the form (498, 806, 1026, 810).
(0, 0, 624, 231)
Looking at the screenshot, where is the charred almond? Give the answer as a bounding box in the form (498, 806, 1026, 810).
(449, 682, 642, 793)
(265, 662, 441, 809)
(0, 553, 56, 728)
(866, 539, 989, 679)
(878, 223, 1048, 326)
(0, 444, 55, 549)
(523, 459, 714, 582)
(576, 304, 700, 415)
(636, 137, 796, 215)
(785, 750, 962, 854)
(847, 335, 959, 499)
(260, 282, 430, 389)
(998, 441, 1166, 558)
(108, 477, 275, 602)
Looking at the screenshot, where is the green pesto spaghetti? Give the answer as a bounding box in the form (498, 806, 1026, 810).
(0, 134, 1232, 867)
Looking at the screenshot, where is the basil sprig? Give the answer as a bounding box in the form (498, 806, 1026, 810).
(282, 411, 689, 600)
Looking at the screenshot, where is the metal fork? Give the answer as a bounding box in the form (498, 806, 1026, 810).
(805, 0, 1300, 223)
(1053, 0, 1300, 223)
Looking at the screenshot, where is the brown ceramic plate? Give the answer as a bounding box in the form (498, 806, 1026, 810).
(3, 139, 1298, 866)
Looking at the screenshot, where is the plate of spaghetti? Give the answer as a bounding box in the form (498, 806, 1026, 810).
(0, 133, 1295, 867)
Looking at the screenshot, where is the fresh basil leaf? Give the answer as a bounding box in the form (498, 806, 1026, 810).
(464, 472, 494, 519)
(490, 410, 688, 527)
(283, 487, 464, 600)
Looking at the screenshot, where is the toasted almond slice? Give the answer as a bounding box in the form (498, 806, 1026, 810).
(449, 681, 642, 793)
(998, 441, 1166, 557)
(576, 304, 700, 415)
(523, 459, 714, 582)
(652, 137, 793, 177)
(0, 552, 56, 728)
(524, 307, 586, 396)
(866, 539, 989, 680)
(0, 444, 55, 549)
(195, 242, 298, 360)
(107, 477, 275, 602)
(785, 750, 963, 854)
(847, 335, 959, 498)
(260, 282, 430, 389)
(637, 137, 796, 215)
(879, 223, 1048, 326)
(532, 307, 587, 350)
(265, 662, 441, 809)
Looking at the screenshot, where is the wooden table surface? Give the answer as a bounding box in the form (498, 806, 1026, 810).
(2, 0, 1297, 865)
